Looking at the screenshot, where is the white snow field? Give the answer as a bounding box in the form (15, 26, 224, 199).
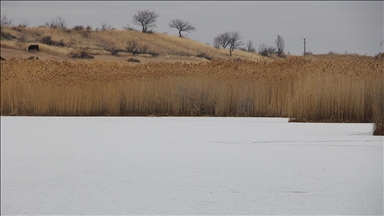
(1, 117, 383, 215)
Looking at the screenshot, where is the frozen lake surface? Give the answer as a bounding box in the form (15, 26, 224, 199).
(1, 117, 383, 215)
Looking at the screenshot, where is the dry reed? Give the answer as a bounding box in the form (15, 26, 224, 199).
(1, 56, 383, 135)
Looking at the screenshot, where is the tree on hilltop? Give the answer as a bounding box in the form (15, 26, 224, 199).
(228, 31, 243, 56)
(275, 34, 285, 57)
(213, 32, 231, 49)
(214, 31, 243, 56)
(169, 19, 196, 37)
(132, 10, 159, 33)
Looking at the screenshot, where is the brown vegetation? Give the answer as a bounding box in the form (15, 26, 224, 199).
(372, 88, 384, 135)
(1, 56, 382, 133)
(1, 26, 382, 135)
(0, 26, 263, 61)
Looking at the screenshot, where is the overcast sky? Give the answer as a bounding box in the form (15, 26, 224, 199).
(1, 1, 383, 56)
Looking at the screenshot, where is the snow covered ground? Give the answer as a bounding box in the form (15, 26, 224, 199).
(1, 117, 383, 215)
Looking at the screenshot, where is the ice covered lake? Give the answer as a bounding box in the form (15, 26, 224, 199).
(1, 117, 383, 215)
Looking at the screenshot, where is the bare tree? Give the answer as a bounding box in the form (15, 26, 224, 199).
(267, 46, 277, 55)
(169, 19, 196, 37)
(132, 10, 159, 33)
(44, 17, 66, 29)
(19, 19, 30, 27)
(258, 43, 276, 57)
(1, 14, 13, 27)
(101, 23, 113, 31)
(245, 39, 255, 52)
(228, 31, 243, 56)
(213, 32, 231, 49)
(213, 31, 243, 56)
(213, 37, 221, 49)
(123, 24, 136, 31)
(275, 34, 285, 57)
(258, 43, 267, 56)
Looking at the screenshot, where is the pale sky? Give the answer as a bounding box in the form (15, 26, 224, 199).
(1, 1, 383, 56)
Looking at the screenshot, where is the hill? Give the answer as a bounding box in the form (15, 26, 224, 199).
(0, 26, 266, 63)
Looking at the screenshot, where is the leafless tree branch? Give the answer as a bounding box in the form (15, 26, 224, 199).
(245, 39, 255, 52)
(275, 34, 285, 57)
(228, 31, 243, 56)
(132, 10, 159, 33)
(1, 14, 13, 27)
(169, 19, 196, 37)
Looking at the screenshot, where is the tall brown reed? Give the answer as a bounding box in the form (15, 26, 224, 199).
(1, 56, 383, 136)
(288, 56, 383, 124)
(1, 57, 296, 116)
(372, 75, 384, 135)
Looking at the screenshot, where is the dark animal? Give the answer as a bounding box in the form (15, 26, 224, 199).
(28, 45, 39, 52)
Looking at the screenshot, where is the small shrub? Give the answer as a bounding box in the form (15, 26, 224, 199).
(123, 24, 136, 31)
(196, 52, 212, 61)
(44, 17, 66, 29)
(19, 20, 30, 28)
(126, 40, 139, 55)
(125, 41, 148, 55)
(267, 46, 277, 55)
(101, 23, 113, 31)
(41, 36, 54, 45)
(109, 47, 120, 56)
(40, 35, 65, 47)
(56, 40, 65, 47)
(140, 44, 148, 54)
(147, 51, 159, 57)
(258, 43, 276, 57)
(72, 25, 85, 31)
(12, 26, 24, 32)
(101, 43, 124, 56)
(85, 25, 92, 31)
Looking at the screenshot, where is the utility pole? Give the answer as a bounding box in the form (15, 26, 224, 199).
(303, 38, 306, 56)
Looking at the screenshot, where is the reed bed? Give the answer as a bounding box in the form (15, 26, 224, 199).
(1, 56, 383, 134)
